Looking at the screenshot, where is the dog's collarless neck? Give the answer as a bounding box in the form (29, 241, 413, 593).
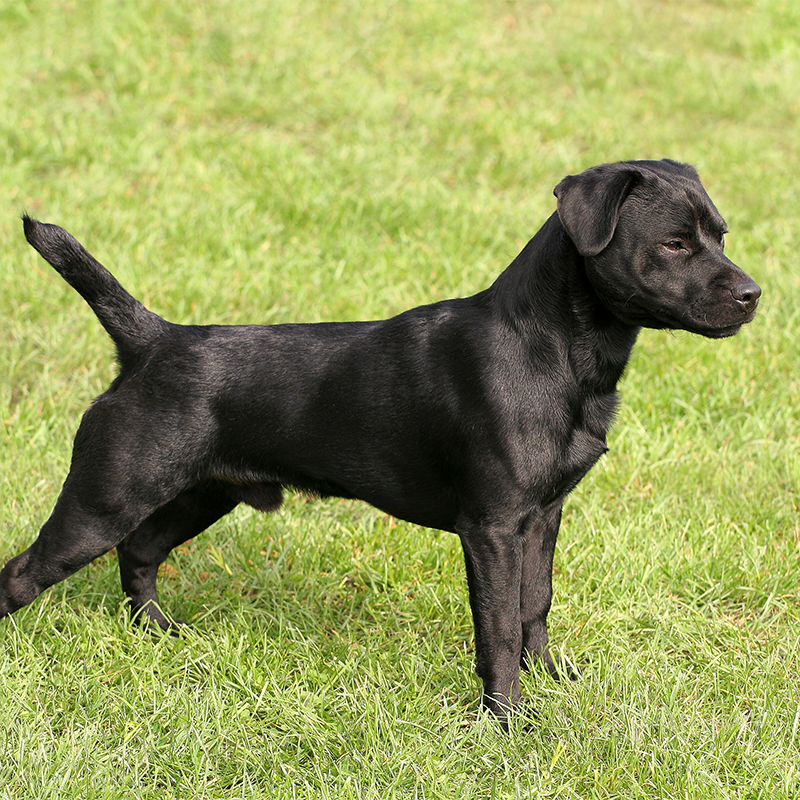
(489, 212, 640, 391)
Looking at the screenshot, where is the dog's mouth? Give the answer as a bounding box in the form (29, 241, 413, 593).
(635, 280, 759, 338)
(687, 278, 761, 338)
(683, 299, 759, 339)
(614, 270, 761, 338)
(621, 302, 756, 338)
(671, 312, 753, 339)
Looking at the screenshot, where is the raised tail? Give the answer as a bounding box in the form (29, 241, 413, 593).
(23, 216, 168, 366)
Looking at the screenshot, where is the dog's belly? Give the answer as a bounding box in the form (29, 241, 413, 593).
(215, 439, 463, 533)
(213, 405, 610, 533)
(358, 487, 462, 533)
(296, 465, 461, 533)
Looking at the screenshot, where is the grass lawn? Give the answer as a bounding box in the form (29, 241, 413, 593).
(2, 0, 800, 797)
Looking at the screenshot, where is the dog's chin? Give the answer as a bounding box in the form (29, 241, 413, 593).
(686, 310, 758, 339)
(634, 313, 749, 339)
(620, 311, 745, 339)
(640, 306, 755, 339)
(672, 316, 746, 339)
(695, 323, 743, 339)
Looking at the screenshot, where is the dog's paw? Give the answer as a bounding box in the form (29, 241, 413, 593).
(477, 699, 540, 733)
(129, 601, 187, 636)
(523, 649, 581, 681)
(546, 654, 581, 682)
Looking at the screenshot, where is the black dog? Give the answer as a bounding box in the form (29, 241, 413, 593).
(0, 160, 759, 727)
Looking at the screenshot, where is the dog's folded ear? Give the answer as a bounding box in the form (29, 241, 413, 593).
(554, 164, 643, 257)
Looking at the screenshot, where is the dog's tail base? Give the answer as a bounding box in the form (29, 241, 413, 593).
(22, 216, 167, 366)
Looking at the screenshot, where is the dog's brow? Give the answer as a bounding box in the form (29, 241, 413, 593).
(684, 186, 725, 228)
(674, 197, 724, 243)
(700, 212, 727, 239)
(663, 202, 696, 233)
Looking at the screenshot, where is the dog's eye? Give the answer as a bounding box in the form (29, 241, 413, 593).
(663, 240, 685, 252)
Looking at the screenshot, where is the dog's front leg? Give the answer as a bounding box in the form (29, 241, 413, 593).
(519, 503, 563, 676)
(457, 520, 524, 727)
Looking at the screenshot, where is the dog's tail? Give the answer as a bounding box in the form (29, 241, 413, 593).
(23, 216, 168, 366)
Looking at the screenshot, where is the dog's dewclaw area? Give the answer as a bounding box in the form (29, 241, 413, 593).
(1, 2, 798, 798)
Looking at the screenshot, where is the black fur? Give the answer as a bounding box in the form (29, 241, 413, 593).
(1, 160, 760, 727)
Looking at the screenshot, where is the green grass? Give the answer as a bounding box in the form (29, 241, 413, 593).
(2, 0, 800, 797)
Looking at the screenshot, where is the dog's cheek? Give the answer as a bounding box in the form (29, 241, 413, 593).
(583, 253, 642, 316)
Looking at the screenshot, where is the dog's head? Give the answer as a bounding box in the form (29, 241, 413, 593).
(554, 159, 760, 338)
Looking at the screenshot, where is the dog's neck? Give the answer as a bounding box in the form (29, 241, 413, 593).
(487, 212, 640, 394)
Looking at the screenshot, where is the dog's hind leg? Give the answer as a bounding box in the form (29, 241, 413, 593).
(0, 402, 205, 621)
(116, 483, 240, 631)
(0, 483, 158, 620)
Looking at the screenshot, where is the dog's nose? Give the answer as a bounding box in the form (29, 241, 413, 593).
(731, 280, 761, 314)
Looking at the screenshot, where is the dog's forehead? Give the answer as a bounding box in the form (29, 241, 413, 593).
(631, 169, 727, 234)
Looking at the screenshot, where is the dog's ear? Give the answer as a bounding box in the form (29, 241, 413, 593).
(554, 165, 643, 257)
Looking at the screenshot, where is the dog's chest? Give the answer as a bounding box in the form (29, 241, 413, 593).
(577, 390, 619, 437)
(538, 391, 618, 506)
